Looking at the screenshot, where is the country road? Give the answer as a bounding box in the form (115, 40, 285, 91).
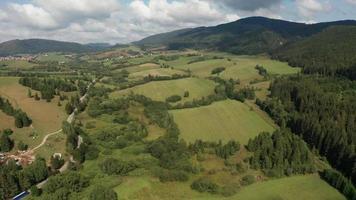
(34, 79, 95, 189)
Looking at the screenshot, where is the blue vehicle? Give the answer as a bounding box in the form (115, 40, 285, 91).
(12, 191, 29, 200)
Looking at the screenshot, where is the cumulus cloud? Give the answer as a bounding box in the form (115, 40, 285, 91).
(296, 0, 329, 18)
(213, 0, 282, 11)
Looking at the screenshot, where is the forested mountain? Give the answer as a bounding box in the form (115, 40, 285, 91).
(135, 17, 356, 54)
(0, 39, 102, 56)
(272, 26, 356, 79)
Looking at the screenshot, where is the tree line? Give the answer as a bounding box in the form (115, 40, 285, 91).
(258, 76, 356, 184)
(0, 96, 32, 128)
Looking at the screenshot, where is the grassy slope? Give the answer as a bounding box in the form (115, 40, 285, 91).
(129, 68, 186, 79)
(0, 60, 36, 70)
(111, 78, 216, 103)
(36, 52, 69, 62)
(230, 175, 345, 200)
(0, 77, 67, 150)
(171, 100, 275, 144)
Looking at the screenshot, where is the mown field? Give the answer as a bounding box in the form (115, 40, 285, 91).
(111, 78, 216, 103)
(129, 68, 186, 79)
(170, 100, 275, 144)
(0, 60, 37, 70)
(0, 77, 67, 151)
(36, 52, 70, 62)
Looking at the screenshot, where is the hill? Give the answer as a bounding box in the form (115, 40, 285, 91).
(272, 26, 356, 79)
(135, 17, 356, 54)
(0, 39, 102, 56)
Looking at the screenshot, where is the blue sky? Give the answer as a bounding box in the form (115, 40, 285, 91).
(0, 0, 355, 43)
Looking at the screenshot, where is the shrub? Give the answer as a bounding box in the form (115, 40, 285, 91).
(89, 185, 118, 200)
(100, 158, 137, 175)
(165, 95, 182, 103)
(191, 178, 219, 194)
(157, 169, 189, 182)
(211, 67, 226, 75)
(30, 185, 42, 197)
(241, 175, 256, 186)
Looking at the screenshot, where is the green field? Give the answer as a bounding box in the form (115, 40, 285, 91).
(120, 63, 160, 73)
(170, 100, 275, 144)
(0, 60, 36, 70)
(230, 175, 345, 200)
(36, 52, 70, 62)
(129, 68, 186, 79)
(111, 78, 216, 103)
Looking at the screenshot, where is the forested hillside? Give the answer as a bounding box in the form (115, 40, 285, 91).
(136, 17, 356, 54)
(272, 26, 356, 79)
(0, 39, 101, 56)
(257, 76, 356, 184)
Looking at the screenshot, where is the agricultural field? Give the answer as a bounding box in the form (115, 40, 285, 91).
(0, 77, 67, 150)
(170, 100, 275, 144)
(0, 60, 37, 70)
(119, 63, 160, 73)
(36, 52, 71, 62)
(111, 78, 217, 103)
(230, 175, 345, 200)
(129, 68, 186, 79)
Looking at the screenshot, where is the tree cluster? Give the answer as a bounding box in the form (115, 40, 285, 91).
(247, 130, 315, 177)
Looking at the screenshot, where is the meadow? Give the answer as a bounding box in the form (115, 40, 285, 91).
(0, 77, 67, 149)
(170, 100, 275, 144)
(129, 68, 186, 79)
(36, 52, 70, 62)
(110, 78, 217, 103)
(0, 60, 37, 70)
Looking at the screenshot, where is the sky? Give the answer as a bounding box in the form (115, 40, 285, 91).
(0, 0, 355, 44)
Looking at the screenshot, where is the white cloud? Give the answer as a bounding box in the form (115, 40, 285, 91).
(6, 4, 58, 29)
(296, 0, 329, 18)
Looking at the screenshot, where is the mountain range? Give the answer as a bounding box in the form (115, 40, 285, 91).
(135, 16, 356, 55)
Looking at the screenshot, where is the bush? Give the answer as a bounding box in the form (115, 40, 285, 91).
(165, 95, 182, 103)
(17, 141, 28, 151)
(191, 178, 219, 194)
(89, 185, 118, 200)
(241, 175, 256, 186)
(184, 91, 190, 98)
(30, 185, 42, 197)
(211, 67, 226, 75)
(157, 169, 189, 182)
(100, 158, 137, 175)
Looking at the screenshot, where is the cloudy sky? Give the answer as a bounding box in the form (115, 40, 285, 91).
(0, 0, 355, 44)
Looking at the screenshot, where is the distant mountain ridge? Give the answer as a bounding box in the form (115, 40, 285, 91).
(135, 17, 356, 54)
(0, 39, 106, 56)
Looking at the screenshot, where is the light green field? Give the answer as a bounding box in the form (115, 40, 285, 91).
(120, 63, 160, 73)
(220, 55, 300, 83)
(113, 174, 344, 200)
(230, 175, 345, 200)
(36, 53, 70, 62)
(0, 60, 36, 70)
(111, 78, 216, 103)
(170, 100, 275, 144)
(129, 68, 186, 79)
(174, 59, 234, 78)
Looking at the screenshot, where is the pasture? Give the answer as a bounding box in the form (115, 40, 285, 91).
(0, 77, 67, 149)
(170, 100, 275, 144)
(230, 175, 345, 200)
(0, 60, 36, 70)
(110, 78, 216, 103)
(36, 53, 70, 62)
(129, 68, 186, 79)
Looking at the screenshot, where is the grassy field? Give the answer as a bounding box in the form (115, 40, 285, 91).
(0, 60, 36, 70)
(113, 174, 343, 200)
(170, 100, 275, 144)
(120, 63, 160, 73)
(0, 77, 67, 149)
(111, 78, 216, 103)
(230, 175, 345, 200)
(36, 53, 70, 62)
(129, 68, 186, 79)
